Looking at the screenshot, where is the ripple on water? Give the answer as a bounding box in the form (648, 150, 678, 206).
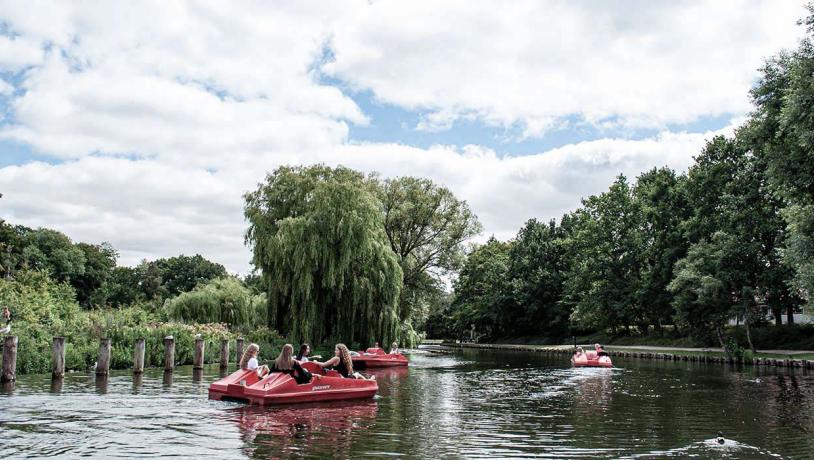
(1, 350, 814, 459)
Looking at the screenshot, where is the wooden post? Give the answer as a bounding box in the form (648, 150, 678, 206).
(96, 338, 111, 376)
(133, 338, 145, 374)
(236, 337, 245, 366)
(164, 336, 175, 371)
(1, 336, 18, 383)
(220, 339, 229, 369)
(52, 337, 66, 379)
(193, 337, 205, 370)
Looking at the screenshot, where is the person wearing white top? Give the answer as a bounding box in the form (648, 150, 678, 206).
(239, 343, 269, 378)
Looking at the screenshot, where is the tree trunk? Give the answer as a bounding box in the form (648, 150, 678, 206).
(745, 319, 756, 354)
(772, 307, 782, 325)
(787, 305, 795, 325)
(716, 325, 727, 350)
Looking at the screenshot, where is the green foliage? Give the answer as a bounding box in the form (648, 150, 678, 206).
(245, 165, 403, 347)
(377, 176, 481, 330)
(448, 237, 512, 338)
(566, 176, 645, 333)
(165, 277, 266, 330)
(504, 219, 570, 337)
(0, 270, 234, 374)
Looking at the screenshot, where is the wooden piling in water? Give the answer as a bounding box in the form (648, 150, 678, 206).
(52, 337, 66, 379)
(1, 336, 18, 383)
(236, 337, 245, 365)
(193, 337, 205, 370)
(96, 338, 111, 376)
(220, 339, 229, 369)
(133, 338, 145, 374)
(164, 336, 175, 371)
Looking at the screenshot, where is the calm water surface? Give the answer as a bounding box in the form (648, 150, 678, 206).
(1, 347, 813, 458)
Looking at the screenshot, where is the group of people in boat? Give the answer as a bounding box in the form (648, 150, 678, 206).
(572, 343, 610, 359)
(238, 341, 400, 384)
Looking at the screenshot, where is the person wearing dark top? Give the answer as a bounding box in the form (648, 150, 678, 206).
(270, 344, 313, 384)
(595, 343, 609, 357)
(314, 343, 375, 380)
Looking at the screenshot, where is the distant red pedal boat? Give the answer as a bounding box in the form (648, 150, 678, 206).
(571, 350, 613, 368)
(209, 362, 378, 405)
(351, 347, 409, 368)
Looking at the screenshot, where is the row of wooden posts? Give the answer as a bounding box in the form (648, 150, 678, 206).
(1, 335, 247, 383)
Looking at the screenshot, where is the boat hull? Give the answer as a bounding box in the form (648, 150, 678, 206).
(208, 368, 261, 403)
(244, 364, 378, 406)
(571, 350, 613, 368)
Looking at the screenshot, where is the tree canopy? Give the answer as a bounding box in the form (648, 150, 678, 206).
(245, 165, 403, 346)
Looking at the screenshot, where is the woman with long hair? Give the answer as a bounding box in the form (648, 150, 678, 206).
(295, 343, 321, 363)
(314, 343, 374, 380)
(268, 343, 313, 384)
(239, 343, 270, 378)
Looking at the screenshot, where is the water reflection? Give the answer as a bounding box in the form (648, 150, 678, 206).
(231, 401, 378, 458)
(0, 352, 813, 458)
(162, 370, 173, 387)
(132, 373, 143, 393)
(50, 377, 63, 394)
(94, 375, 108, 394)
(572, 368, 614, 415)
(192, 368, 203, 383)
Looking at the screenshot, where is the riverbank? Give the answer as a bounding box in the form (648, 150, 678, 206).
(440, 342, 814, 369)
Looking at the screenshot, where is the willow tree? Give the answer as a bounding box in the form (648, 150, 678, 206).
(244, 165, 403, 346)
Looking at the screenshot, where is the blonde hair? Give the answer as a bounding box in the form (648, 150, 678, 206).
(274, 344, 295, 370)
(336, 343, 353, 374)
(391, 341, 398, 350)
(240, 343, 260, 369)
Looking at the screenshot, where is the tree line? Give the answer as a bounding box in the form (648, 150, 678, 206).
(0, 222, 229, 309)
(431, 8, 814, 351)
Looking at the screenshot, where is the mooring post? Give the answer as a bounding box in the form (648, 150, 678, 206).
(133, 338, 145, 374)
(220, 339, 229, 369)
(164, 336, 175, 371)
(52, 337, 66, 379)
(236, 337, 245, 366)
(96, 338, 112, 376)
(193, 337, 205, 370)
(1, 336, 18, 383)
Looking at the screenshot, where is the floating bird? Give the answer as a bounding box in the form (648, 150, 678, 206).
(716, 432, 725, 445)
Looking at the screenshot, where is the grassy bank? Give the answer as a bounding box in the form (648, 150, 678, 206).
(486, 324, 814, 352)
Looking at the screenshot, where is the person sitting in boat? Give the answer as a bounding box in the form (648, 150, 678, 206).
(295, 343, 321, 363)
(315, 343, 375, 380)
(270, 344, 313, 384)
(573, 347, 585, 359)
(240, 343, 270, 378)
(389, 341, 399, 354)
(595, 343, 609, 357)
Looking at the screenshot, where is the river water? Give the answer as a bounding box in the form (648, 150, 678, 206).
(1, 347, 813, 459)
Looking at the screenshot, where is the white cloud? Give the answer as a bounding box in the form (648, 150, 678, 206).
(324, 0, 806, 135)
(0, 1, 806, 273)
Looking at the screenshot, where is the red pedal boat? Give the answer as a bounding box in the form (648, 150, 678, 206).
(571, 351, 613, 368)
(209, 362, 378, 405)
(209, 368, 261, 402)
(352, 347, 409, 368)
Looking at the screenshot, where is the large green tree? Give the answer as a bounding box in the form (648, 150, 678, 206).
(565, 175, 645, 334)
(748, 5, 814, 309)
(448, 237, 511, 339)
(377, 176, 481, 336)
(504, 218, 570, 338)
(245, 165, 403, 346)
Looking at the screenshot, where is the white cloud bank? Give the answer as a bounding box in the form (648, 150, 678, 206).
(0, 1, 807, 273)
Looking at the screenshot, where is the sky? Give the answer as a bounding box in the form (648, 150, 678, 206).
(0, 0, 808, 274)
